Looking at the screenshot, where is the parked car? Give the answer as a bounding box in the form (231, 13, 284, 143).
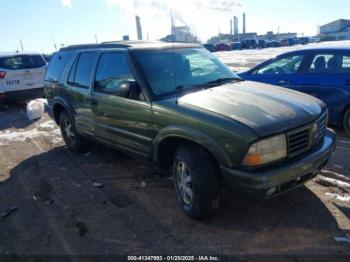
(203, 44, 215, 52)
(239, 47, 350, 136)
(258, 40, 266, 49)
(299, 37, 310, 45)
(45, 42, 336, 219)
(214, 43, 232, 51)
(279, 39, 289, 47)
(231, 42, 242, 50)
(241, 39, 259, 49)
(0, 52, 47, 110)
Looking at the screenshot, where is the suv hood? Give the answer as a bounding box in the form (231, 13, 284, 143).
(179, 81, 324, 137)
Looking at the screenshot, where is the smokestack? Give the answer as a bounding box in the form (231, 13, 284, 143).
(243, 13, 246, 34)
(135, 15, 143, 40)
(233, 16, 239, 36)
(230, 19, 233, 35)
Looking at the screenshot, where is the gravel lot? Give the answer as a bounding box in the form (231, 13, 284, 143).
(1, 44, 350, 258)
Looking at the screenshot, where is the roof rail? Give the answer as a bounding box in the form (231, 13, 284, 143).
(59, 43, 129, 52)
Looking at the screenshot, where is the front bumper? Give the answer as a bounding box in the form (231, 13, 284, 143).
(221, 129, 336, 198)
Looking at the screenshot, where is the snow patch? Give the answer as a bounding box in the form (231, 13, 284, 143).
(318, 175, 350, 188)
(326, 193, 350, 202)
(38, 120, 57, 129)
(0, 127, 62, 145)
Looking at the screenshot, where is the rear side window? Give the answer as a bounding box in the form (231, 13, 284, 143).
(68, 53, 97, 88)
(0, 55, 46, 70)
(307, 53, 350, 74)
(45, 52, 72, 82)
(94, 52, 134, 94)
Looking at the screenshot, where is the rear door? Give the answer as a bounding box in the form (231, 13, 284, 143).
(91, 51, 153, 157)
(0, 54, 46, 93)
(65, 52, 98, 136)
(297, 51, 350, 124)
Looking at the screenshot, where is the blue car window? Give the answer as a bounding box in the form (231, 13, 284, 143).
(255, 55, 304, 75)
(308, 54, 350, 74)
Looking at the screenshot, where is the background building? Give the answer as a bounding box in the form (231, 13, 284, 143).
(319, 19, 350, 41)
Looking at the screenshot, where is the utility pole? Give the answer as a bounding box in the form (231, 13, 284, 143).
(95, 34, 98, 44)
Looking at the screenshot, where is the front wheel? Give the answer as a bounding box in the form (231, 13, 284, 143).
(343, 108, 350, 137)
(173, 145, 220, 219)
(59, 111, 85, 152)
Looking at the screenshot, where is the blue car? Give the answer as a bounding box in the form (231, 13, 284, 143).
(239, 47, 350, 136)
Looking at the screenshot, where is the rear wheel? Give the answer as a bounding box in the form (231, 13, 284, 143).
(343, 108, 350, 137)
(173, 145, 220, 219)
(59, 111, 85, 152)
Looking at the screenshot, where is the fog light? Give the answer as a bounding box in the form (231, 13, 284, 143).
(267, 187, 277, 196)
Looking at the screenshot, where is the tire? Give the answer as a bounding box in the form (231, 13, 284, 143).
(173, 145, 220, 219)
(59, 111, 85, 152)
(343, 108, 350, 137)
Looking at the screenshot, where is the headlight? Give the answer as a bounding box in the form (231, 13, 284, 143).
(242, 134, 287, 166)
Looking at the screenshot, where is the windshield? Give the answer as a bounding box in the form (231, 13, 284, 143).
(132, 48, 239, 97)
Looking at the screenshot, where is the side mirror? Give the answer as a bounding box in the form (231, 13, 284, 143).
(115, 80, 139, 99)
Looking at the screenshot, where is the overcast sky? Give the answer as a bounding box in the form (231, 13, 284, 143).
(2, 0, 350, 53)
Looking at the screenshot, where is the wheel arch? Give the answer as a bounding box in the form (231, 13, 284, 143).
(153, 126, 232, 172)
(52, 97, 75, 124)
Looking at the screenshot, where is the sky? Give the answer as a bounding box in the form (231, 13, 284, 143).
(1, 0, 350, 53)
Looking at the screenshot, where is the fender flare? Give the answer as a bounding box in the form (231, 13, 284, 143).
(153, 125, 233, 167)
(52, 96, 75, 124)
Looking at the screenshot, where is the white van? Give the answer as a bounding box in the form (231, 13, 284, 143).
(0, 52, 47, 110)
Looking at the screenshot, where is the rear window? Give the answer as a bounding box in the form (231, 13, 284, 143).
(45, 52, 72, 82)
(0, 55, 46, 70)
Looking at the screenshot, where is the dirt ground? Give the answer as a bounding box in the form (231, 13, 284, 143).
(0, 103, 350, 259)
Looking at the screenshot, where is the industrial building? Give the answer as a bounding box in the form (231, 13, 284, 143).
(161, 26, 198, 43)
(319, 19, 350, 41)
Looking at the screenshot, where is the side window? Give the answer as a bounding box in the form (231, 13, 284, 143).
(68, 52, 97, 88)
(307, 53, 350, 74)
(308, 54, 334, 73)
(94, 53, 134, 95)
(45, 52, 72, 82)
(255, 55, 304, 75)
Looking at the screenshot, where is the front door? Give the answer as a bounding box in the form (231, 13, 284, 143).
(91, 52, 153, 158)
(245, 53, 305, 89)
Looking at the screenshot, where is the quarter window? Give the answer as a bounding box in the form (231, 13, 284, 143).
(68, 52, 97, 88)
(255, 55, 304, 75)
(94, 53, 134, 95)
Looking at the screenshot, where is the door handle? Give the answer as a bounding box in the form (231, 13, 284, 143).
(90, 98, 98, 106)
(278, 80, 293, 85)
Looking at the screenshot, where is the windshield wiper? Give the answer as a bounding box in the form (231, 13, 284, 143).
(205, 77, 243, 85)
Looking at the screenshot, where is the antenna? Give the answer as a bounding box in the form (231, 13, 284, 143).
(50, 33, 58, 50)
(19, 39, 24, 51)
(170, 9, 179, 105)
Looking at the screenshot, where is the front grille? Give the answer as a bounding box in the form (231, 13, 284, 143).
(287, 127, 310, 157)
(318, 112, 327, 140)
(287, 111, 328, 158)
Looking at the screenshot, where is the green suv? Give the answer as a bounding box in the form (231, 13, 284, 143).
(45, 41, 336, 219)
